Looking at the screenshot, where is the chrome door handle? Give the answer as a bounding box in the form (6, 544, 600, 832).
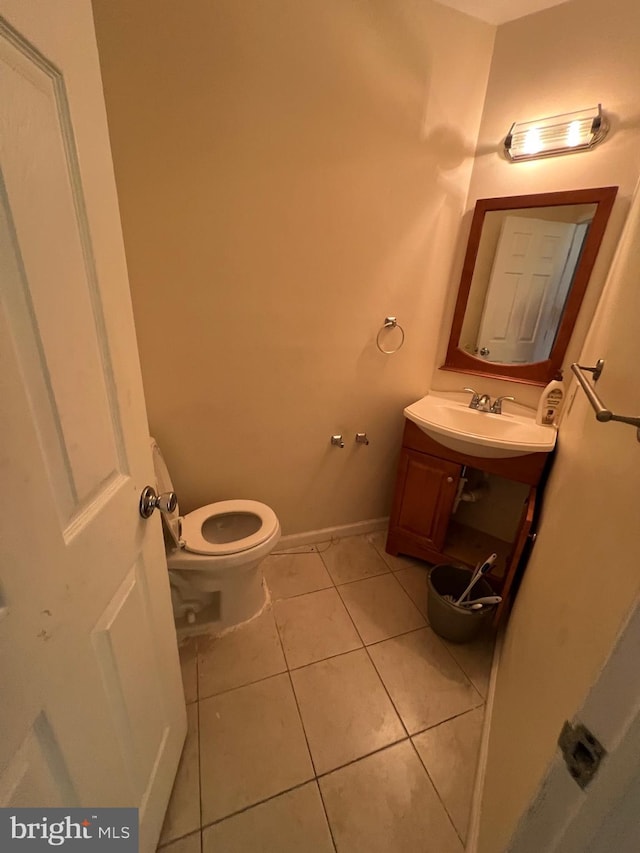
(479, 347, 490, 357)
(139, 486, 178, 519)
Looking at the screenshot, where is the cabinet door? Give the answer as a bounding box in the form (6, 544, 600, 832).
(393, 450, 462, 551)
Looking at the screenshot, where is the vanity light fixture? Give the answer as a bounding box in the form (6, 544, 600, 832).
(504, 105, 608, 162)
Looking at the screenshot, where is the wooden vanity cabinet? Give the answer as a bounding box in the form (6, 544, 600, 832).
(392, 450, 462, 554)
(387, 420, 551, 622)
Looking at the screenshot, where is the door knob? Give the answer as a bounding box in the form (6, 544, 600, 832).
(479, 347, 490, 357)
(139, 486, 178, 519)
(446, 476, 454, 483)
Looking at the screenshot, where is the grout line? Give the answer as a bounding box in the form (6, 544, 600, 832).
(316, 534, 392, 587)
(434, 628, 497, 699)
(317, 546, 338, 586)
(286, 669, 319, 776)
(287, 644, 365, 674)
(331, 582, 412, 741)
(335, 567, 427, 630)
(408, 735, 466, 847)
(362, 641, 410, 740)
(315, 781, 338, 853)
(364, 645, 411, 740)
(270, 604, 321, 779)
(269, 583, 336, 603)
(198, 778, 317, 833)
(197, 664, 289, 704)
(157, 828, 202, 851)
(270, 538, 337, 557)
(332, 568, 392, 587)
(368, 536, 432, 575)
(313, 734, 409, 780)
(332, 580, 367, 647)
(409, 702, 486, 740)
(364, 624, 429, 649)
(333, 580, 425, 649)
(284, 667, 339, 853)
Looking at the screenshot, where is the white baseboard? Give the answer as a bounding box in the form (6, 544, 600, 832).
(466, 627, 505, 852)
(277, 517, 389, 551)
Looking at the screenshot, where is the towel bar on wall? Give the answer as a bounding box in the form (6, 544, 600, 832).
(571, 360, 640, 443)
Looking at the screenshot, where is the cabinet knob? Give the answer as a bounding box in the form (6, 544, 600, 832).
(446, 476, 454, 483)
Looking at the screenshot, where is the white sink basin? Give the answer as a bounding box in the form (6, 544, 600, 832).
(404, 392, 556, 458)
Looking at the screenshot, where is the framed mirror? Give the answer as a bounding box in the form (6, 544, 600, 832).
(443, 186, 618, 385)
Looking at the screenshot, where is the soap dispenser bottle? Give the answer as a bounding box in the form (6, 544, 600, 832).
(536, 372, 565, 426)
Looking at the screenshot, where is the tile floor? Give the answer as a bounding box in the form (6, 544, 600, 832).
(158, 531, 495, 853)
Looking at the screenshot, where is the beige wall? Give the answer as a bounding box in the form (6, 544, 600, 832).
(470, 0, 640, 849)
(432, 0, 640, 409)
(92, 0, 494, 533)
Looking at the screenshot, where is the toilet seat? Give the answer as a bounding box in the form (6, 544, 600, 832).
(180, 500, 279, 556)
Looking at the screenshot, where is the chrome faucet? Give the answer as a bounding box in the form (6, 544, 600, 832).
(463, 388, 515, 414)
(464, 387, 491, 411)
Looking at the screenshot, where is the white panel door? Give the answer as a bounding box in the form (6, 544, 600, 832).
(477, 216, 576, 363)
(0, 3, 186, 851)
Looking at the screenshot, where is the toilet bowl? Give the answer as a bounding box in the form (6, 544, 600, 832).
(150, 438, 281, 634)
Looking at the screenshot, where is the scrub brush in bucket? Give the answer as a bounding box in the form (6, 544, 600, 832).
(456, 552, 497, 604)
(443, 553, 498, 607)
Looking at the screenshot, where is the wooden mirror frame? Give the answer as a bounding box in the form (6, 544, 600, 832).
(442, 186, 618, 385)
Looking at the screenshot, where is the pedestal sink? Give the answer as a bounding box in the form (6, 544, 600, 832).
(404, 392, 556, 458)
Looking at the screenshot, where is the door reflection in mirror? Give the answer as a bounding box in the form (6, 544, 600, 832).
(461, 205, 596, 365)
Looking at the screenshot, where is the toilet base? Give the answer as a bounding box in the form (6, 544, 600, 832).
(169, 559, 268, 638)
(173, 579, 271, 640)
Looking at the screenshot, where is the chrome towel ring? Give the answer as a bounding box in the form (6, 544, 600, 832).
(376, 316, 405, 354)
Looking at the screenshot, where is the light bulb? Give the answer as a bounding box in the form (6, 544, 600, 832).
(523, 128, 541, 155)
(566, 120, 582, 147)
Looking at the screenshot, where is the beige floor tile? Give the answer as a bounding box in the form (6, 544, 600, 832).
(394, 564, 431, 618)
(320, 740, 463, 853)
(320, 535, 390, 585)
(291, 649, 405, 774)
(202, 782, 334, 853)
(159, 704, 200, 845)
(338, 574, 425, 645)
(262, 551, 333, 599)
(367, 530, 426, 572)
(157, 831, 201, 853)
(199, 673, 313, 824)
(442, 633, 496, 699)
(368, 628, 483, 734)
(274, 588, 362, 669)
(197, 608, 286, 698)
(178, 638, 198, 704)
(413, 707, 485, 843)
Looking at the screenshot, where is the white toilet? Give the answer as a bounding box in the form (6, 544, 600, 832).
(150, 438, 281, 635)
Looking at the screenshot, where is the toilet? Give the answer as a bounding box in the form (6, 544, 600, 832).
(150, 438, 281, 635)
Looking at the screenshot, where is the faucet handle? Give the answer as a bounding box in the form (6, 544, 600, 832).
(463, 387, 481, 408)
(490, 395, 515, 414)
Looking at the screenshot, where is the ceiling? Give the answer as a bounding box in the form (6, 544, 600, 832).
(435, 0, 573, 25)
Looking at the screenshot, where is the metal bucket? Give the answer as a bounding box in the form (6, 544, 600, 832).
(427, 564, 494, 643)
